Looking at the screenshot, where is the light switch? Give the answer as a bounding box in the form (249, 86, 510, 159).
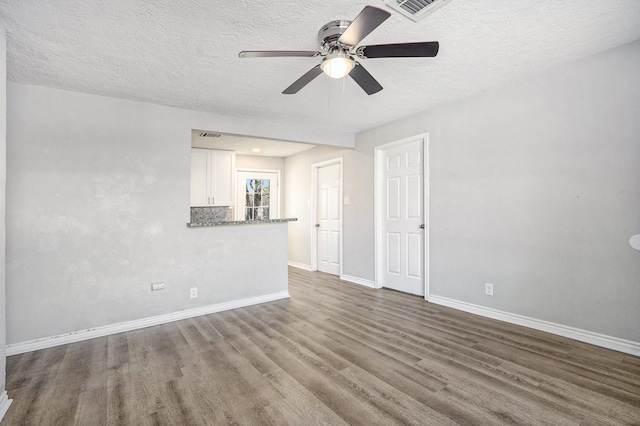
(344, 197, 350, 205)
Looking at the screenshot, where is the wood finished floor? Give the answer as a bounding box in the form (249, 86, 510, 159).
(4, 268, 640, 425)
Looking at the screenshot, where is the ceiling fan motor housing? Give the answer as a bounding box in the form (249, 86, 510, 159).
(318, 20, 352, 52)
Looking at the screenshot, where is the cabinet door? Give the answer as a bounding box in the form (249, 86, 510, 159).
(190, 148, 210, 206)
(212, 151, 234, 206)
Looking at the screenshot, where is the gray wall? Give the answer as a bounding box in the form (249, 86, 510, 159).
(1, 21, 7, 398)
(5, 83, 298, 344)
(287, 40, 640, 343)
(285, 145, 374, 280)
(235, 155, 285, 172)
(357, 40, 640, 342)
(4, 38, 640, 351)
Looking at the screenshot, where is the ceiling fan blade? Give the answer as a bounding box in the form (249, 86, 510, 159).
(239, 50, 322, 58)
(349, 63, 383, 95)
(282, 65, 323, 94)
(358, 41, 440, 58)
(338, 6, 391, 47)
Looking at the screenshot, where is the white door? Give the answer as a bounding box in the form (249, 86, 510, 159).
(380, 139, 425, 295)
(317, 163, 341, 275)
(236, 171, 279, 221)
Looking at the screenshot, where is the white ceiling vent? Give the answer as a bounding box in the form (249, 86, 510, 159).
(385, 0, 455, 22)
(199, 132, 222, 138)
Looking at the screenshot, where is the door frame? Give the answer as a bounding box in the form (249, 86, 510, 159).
(310, 157, 343, 274)
(235, 168, 281, 220)
(374, 134, 430, 300)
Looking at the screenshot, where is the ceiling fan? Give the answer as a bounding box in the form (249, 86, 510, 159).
(239, 5, 439, 95)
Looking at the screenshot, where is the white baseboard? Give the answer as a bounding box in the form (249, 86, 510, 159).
(6, 291, 290, 356)
(288, 261, 312, 271)
(428, 295, 640, 357)
(0, 391, 12, 422)
(341, 274, 375, 288)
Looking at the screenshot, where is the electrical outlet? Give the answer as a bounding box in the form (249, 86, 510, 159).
(485, 283, 494, 296)
(151, 282, 165, 291)
(190, 287, 198, 299)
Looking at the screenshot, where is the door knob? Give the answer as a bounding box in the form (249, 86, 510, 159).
(420, 224, 425, 229)
(315, 224, 320, 228)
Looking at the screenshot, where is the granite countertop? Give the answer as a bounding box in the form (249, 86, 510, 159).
(187, 218, 298, 227)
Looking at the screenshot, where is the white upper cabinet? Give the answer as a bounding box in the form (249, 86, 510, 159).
(190, 148, 235, 206)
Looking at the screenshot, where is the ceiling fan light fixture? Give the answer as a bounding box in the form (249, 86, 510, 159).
(321, 53, 355, 79)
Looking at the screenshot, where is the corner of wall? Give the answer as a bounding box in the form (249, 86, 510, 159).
(1, 19, 13, 421)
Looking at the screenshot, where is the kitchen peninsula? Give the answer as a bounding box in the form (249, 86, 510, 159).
(187, 218, 297, 227)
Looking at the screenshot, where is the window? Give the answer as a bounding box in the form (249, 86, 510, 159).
(245, 179, 270, 220)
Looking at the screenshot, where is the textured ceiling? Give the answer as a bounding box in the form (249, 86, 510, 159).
(2, 0, 640, 135)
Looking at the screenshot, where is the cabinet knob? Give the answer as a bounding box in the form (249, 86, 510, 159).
(315, 224, 320, 228)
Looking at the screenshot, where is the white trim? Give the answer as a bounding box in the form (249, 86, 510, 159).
(288, 261, 313, 271)
(0, 391, 13, 422)
(374, 134, 429, 295)
(429, 295, 640, 357)
(310, 157, 344, 275)
(423, 135, 430, 301)
(6, 291, 290, 356)
(340, 275, 375, 288)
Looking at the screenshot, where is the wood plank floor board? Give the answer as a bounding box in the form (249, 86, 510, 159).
(4, 351, 48, 391)
(322, 329, 449, 394)
(320, 318, 425, 365)
(106, 332, 130, 370)
(229, 307, 408, 424)
(358, 295, 576, 359)
(173, 356, 247, 426)
(296, 290, 483, 349)
(533, 375, 640, 425)
(263, 368, 350, 426)
(339, 364, 457, 426)
(196, 339, 284, 410)
(2, 377, 49, 425)
(320, 299, 481, 349)
(106, 364, 169, 422)
(415, 354, 583, 425)
(290, 296, 505, 375)
(203, 317, 281, 376)
(207, 311, 280, 354)
(72, 387, 108, 426)
(262, 399, 310, 426)
(265, 318, 353, 372)
(174, 319, 216, 354)
(4, 267, 640, 425)
(263, 346, 401, 426)
(413, 347, 627, 424)
(473, 339, 640, 407)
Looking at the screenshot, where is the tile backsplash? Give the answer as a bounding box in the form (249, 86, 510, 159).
(190, 206, 233, 223)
